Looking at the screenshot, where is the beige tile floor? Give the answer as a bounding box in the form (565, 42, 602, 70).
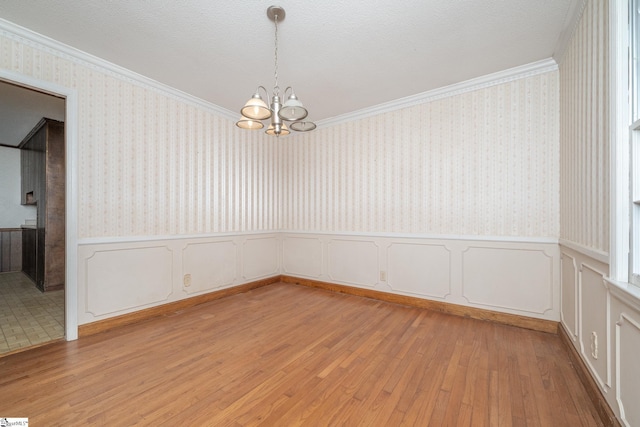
(0, 271, 64, 354)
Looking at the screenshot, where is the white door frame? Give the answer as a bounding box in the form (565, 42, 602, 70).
(0, 69, 78, 340)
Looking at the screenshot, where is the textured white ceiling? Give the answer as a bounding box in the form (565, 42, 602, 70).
(0, 0, 579, 123)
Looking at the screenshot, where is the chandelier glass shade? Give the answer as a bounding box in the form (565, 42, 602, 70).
(236, 6, 316, 136)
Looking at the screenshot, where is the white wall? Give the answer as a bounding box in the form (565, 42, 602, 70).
(0, 21, 280, 326)
(0, 17, 564, 326)
(0, 145, 36, 228)
(283, 232, 559, 321)
(78, 233, 279, 324)
(281, 72, 559, 237)
(278, 69, 561, 321)
(4, 5, 636, 424)
(0, 26, 280, 239)
(559, 0, 609, 253)
(558, 1, 640, 425)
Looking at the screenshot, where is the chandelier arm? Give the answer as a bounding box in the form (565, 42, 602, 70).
(256, 85, 270, 104)
(238, 6, 315, 136)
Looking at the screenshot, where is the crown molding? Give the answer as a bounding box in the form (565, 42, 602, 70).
(315, 58, 559, 129)
(552, 0, 588, 64)
(0, 17, 560, 130)
(0, 18, 238, 122)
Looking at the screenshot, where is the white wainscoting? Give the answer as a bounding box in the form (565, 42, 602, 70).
(85, 245, 174, 316)
(182, 240, 237, 294)
(560, 244, 640, 426)
(462, 247, 554, 314)
(387, 242, 451, 299)
(561, 251, 578, 339)
(614, 302, 640, 427)
(580, 263, 611, 390)
(282, 232, 560, 321)
(242, 236, 279, 280)
(77, 232, 280, 325)
(282, 236, 323, 278)
(328, 239, 380, 287)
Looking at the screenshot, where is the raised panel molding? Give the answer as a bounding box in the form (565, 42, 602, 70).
(182, 240, 237, 294)
(86, 246, 173, 316)
(282, 236, 323, 278)
(615, 312, 640, 427)
(80, 232, 561, 326)
(242, 237, 279, 280)
(79, 233, 279, 324)
(579, 263, 611, 391)
(461, 247, 554, 315)
(561, 252, 579, 339)
(387, 242, 451, 299)
(283, 232, 558, 321)
(328, 239, 379, 287)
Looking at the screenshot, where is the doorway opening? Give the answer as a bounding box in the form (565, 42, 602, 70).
(0, 71, 78, 354)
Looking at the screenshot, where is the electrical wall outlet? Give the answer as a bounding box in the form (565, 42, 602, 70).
(590, 331, 598, 359)
(380, 271, 387, 281)
(183, 273, 192, 287)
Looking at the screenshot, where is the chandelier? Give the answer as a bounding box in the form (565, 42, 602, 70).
(236, 6, 316, 136)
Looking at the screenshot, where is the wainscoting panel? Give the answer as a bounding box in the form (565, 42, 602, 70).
(242, 236, 279, 280)
(182, 240, 236, 294)
(387, 242, 451, 299)
(614, 303, 640, 427)
(561, 251, 579, 340)
(84, 245, 174, 317)
(557, 244, 640, 424)
(282, 236, 323, 278)
(579, 263, 611, 391)
(283, 232, 560, 321)
(328, 239, 379, 287)
(78, 232, 279, 324)
(462, 247, 554, 315)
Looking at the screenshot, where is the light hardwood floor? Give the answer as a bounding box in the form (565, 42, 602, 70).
(0, 283, 603, 426)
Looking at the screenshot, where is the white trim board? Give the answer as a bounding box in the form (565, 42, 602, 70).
(0, 17, 559, 132)
(559, 239, 610, 265)
(281, 230, 558, 245)
(78, 230, 281, 246)
(0, 18, 238, 123)
(553, 0, 588, 64)
(315, 58, 559, 129)
(80, 230, 558, 247)
(609, 0, 631, 283)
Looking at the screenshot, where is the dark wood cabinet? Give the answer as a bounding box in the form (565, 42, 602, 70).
(21, 227, 36, 281)
(19, 118, 65, 292)
(0, 229, 23, 273)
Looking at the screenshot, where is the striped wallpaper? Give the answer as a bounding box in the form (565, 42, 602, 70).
(558, 0, 609, 253)
(282, 72, 560, 237)
(0, 32, 280, 238)
(2, 22, 560, 241)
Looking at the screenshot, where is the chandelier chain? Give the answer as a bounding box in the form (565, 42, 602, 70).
(273, 12, 279, 94)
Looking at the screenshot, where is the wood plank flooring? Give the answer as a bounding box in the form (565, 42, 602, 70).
(0, 283, 603, 426)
